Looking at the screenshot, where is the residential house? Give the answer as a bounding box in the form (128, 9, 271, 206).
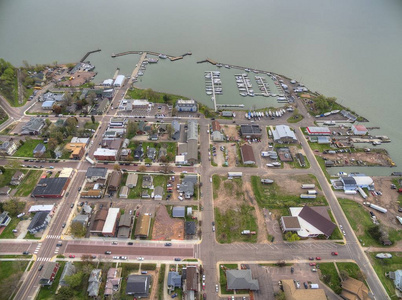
(33, 143, 46, 156)
(90, 208, 108, 235)
(117, 214, 132, 238)
(126, 275, 151, 297)
(167, 272, 182, 291)
(175, 99, 198, 112)
(389, 269, 402, 292)
(306, 127, 331, 136)
(72, 214, 89, 226)
(20, 118, 45, 135)
(149, 134, 158, 141)
(82, 204, 92, 215)
(240, 144, 256, 165)
(108, 171, 122, 192)
(211, 120, 225, 141)
(240, 124, 262, 139)
(126, 173, 138, 188)
(87, 269, 102, 297)
(0, 139, 17, 156)
(226, 269, 259, 291)
(159, 147, 167, 159)
(171, 120, 181, 140)
(96, 98, 109, 115)
(59, 262, 76, 286)
(119, 148, 131, 160)
(142, 175, 153, 189)
(272, 125, 298, 144)
(134, 214, 151, 238)
(185, 221, 196, 236)
(179, 175, 197, 199)
(341, 277, 369, 300)
(153, 186, 163, 200)
(86, 167, 108, 182)
(119, 186, 128, 198)
(39, 262, 60, 286)
(0, 186, 11, 196)
(0, 211, 11, 227)
(27, 211, 51, 234)
(134, 145, 143, 160)
(64, 143, 86, 159)
(10, 171, 25, 185)
(109, 117, 127, 128)
(141, 190, 150, 198)
(101, 138, 123, 150)
(42, 92, 64, 102)
(147, 147, 157, 160)
(183, 265, 198, 299)
(105, 268, 121, 296)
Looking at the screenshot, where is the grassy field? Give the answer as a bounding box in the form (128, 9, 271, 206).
(153, 175, 167, 195)
(0, 168, 24, 189)
(370, 252, 402, 300)
(251, 175, 328, 209)
(84, 121, 99, 130)
(14, 139, 48, 158)
(0, 260, 29, 299)
(339, 198, 402, 246)
(315, 155, 332, 182)
(215, 205, 258, 243)
(287, 113, 304, 123)
(212, 174, 221, 199)
(287, 153, 310, 169)
(126, 87, 188, 104)
(328, 210, 343, 240)
(14, 170, 42, 196)
(318, 262, 342, 294)
(119, 263, 140, 299)
(0, 218, 20, 239)
(336, 262, 363, 281)
(128, 174, 143, 199)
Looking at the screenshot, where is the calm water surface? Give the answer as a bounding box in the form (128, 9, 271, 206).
(0, 0, 402, 174)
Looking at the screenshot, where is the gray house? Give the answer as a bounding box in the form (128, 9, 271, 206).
(226, 269, 259, 291)
(153, 186, 163, 201)
(167, 271, 182, 289)
(27, 211, 51, 234)
(171, 120, 181, 140)
(142, 175, 153, 189)
(21, 118, 45, 135)
(87, 269, 102, 297)
(172, 206, 185, 218)
(147, 147, 157, 160)
(389, 270, 402, 292)
(33, 143, 46, 156)
(59, 262, 76, 286)
(126, 275, 151, 297)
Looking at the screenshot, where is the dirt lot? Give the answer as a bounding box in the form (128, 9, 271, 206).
(152, 205, 184, 240)
(211, 143, 237, 167)
(320, 150, 394, 167)
(58, 71, 96, 87)
(223, 125, 240, 141)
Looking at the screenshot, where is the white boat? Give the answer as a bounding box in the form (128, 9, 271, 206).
(233, 113, 236, 117)
(272, 162, 281, 166)
(265, 111, 269, 117)
(137, 71, 144, 76)
(376, 253, 392, 259)
(275, 111, 279, 117)
(206, 91, 212, 95)
(337, 172, 348, 176)
(269, 111, 272, 117)
(372, 141, 382, 146)
(147, 58, 158, 63)
(245, 68, 250, 72)
(240, 93, 247, 97)
(159, 54, 167, 59)
(216, 63, 222, 67)
(266, 164, 274, 167)
(224, 65, 230, 69)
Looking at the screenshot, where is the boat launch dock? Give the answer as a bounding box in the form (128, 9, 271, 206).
(112, 50, 191, 61)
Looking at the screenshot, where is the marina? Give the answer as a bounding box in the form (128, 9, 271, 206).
(205, 71, 222, 111)
(112, 50, 192, 61)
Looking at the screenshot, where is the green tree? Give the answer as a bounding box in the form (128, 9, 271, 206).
(53, 104, 62, 115)
(91, 115, 95, 124)
(0, 166, 5, 173)
(64, 271, 84, 288)
(163, 94, 170, 104)
(55, 286, 74, 300)
(126, 121, 138, 139)
(284, 232, 300, 242)
(70, 222, 86, 237)
(3, 197, 26, 217)
(368, 225, 382, 241)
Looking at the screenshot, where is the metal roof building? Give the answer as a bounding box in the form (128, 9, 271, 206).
(306, 126, 331, 135)
(272, 125, 297, 143)
(172, 206, 185, 218)
(102, 208, 120, 237)
(113, 75, 125, 87)
(226, 269, 259, 291)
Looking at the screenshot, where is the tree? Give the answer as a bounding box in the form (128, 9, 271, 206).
(113, 164, 121, 171)
(126, 121, 138, 139)
(63, 92, 73, 107)
(284, 232, 300, 242)
(339, 270, 349, 281)
(64, 271, 84, 289)
(47, 138, 58, 151)
(45, 119, 51, 127)
(0, 166, 5, 173)
(87, 91, 96, 105)
(53, 104, 62, 115)
(368, 225, 382, 241)
(55, 286, 74, 300)
(160, 163, 172, 174)
(163, 94, 170, 104)
(70, 222, 86, 237)
(138, 165, 146, 172)
(91, 115, 95, 124)
(3, 197, 26, 217)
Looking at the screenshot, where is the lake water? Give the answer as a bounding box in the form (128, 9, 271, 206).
(1, 0, 402, 174)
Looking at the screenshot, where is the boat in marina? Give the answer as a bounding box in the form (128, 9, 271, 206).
(137, 71, 144, 76)
(147, 58, 159, 63)
(224, 65, 230, 69)
(159, 54, 167, 59)
(240, 93, 247, 97)
(216, 63, 222, 67)
(245, 68, 250, 72)
(272, 162, 281, 167)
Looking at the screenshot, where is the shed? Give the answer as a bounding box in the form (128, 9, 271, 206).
(352, 124, 368, 135)
(172, 206, 185, 218)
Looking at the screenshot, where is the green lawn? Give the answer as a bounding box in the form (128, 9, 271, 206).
(338, 198, 402, 246)
(251, 175, 328, 209)
(24, 232, 40, 239)
(215, 205, 258, 243)
(328, 210, 343, 240)
(0, 218, 20, 239)
(286, 153, 310, 169)
(37, 261, 66, 300)
(84, 121, 99, 130)
(318, 262, 342, 294)
(120, 263, 140, 300)
(0, 168, 24, 189)
(315, 155, 332, 182)
(126, 88, 188, 104)
(369, 252, 402, 300)
(336, 262, 364, 281)
(0, 260, 29, 299)
(287, 113, 304, 123)
(128, 175, 143, 199)
(14, 170, 42, 196)
(14, 139, 48, 158)
(212, 174, 221, 199)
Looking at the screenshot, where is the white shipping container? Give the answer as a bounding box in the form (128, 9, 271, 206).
(307, 190, 317, 195)
(301, 184, 315, 189)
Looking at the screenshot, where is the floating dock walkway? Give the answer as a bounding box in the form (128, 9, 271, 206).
(80, 49, 101, 62)
(112, 50, 192, 62)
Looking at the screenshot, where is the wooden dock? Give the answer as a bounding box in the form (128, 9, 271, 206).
(111, 50, 192, 62)
(80, 49, 101, 62)
(130, 52, 148, 79)
(112, 68, 120, 80)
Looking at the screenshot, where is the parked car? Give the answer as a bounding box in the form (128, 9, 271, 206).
(70, 203, 74, 208)
(174, 258, 181, 261)
(128, 242, 133, 245)
(62, 223, 66, 228)
(137, 257, 144, 261)
(309, 262, 316, 266)
(304, 282, 308, 289)
(315, 257, 321, 260)
(105, 251, 111, 254)
(23, 251, 29, 255)
(308, 257, 314, 260)
(38, 265, 44, 271)
(69, 255, 75, 258)
(171, 293, 178, 298)
(165, 243, 172, 246)
(331, 252, 338, 256)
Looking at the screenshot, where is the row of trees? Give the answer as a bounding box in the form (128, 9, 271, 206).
(0, 58, 17, 103)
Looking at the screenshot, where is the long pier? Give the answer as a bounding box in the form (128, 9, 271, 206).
(197, 58, 274, 75)
(111, 50, 192, 62)
(80, 49, 101, 62)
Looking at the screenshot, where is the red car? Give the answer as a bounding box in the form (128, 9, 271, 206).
(309, 262, 316, 266)
(69, 255, 75, 258)
(331, 252, 338, 256)
(316, 257, 321, 260)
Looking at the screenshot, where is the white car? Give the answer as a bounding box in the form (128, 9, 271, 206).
(113, 256, 119, 259)
(215, 284, 219, 292)
(343, 230, 346, 236)
(137, 257, 144, 261)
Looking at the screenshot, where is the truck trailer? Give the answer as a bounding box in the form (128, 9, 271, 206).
(370, 204, 387, 213)
(301, 184, 315, 189)
(300, 194, 317, 199)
